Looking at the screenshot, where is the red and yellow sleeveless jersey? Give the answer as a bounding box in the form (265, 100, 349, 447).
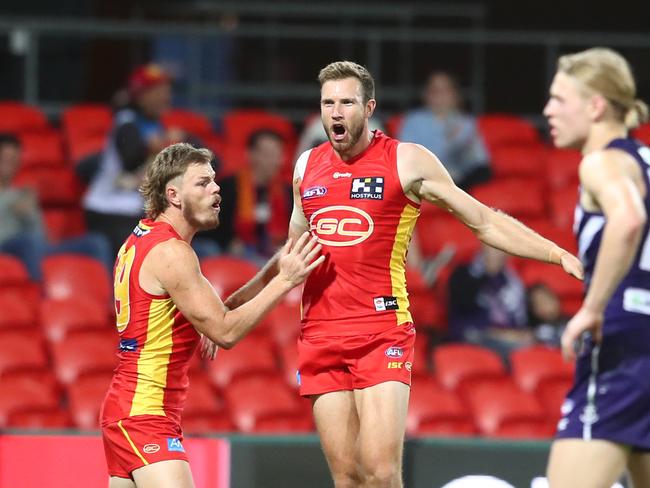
(298, 130, 420, 336)
(101, 219, 200, 426)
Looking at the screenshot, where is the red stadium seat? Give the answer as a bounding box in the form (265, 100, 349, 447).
(43, 207, 87, 242)
(477, 114, 541, 152)
(162, 109, 214, 141)
(13, 166, 83, 206)
(18, 130, 66, 168)
(465, 378, 553, 438)
(510, 345, 574, 393)
(68, 133, 108, 163)
(206, 334, 278, 388)
(51, 330, 118, 385)
(415, 214, 480, 262)
(521, 219, 577, 255)
(432, 343, 507, 391)
(200, 256, 260, 298)
(7, 408, 73, 429)
(182, 414, 235, 434)
(408, 291, 446, 331)
(61, 104, 112, 140)
(278, 340, 299, 388)
(253, 410, 314, 433)
(41, 297, 109, 343)
(549, 186, 579, 230)
(0, 254, 30, 288)
(0, 370, 61, 426)
(488, 143, 547, 179)
(43, 254, 111, 308)
(471, 179, 546, 219)
(0, 101, 49, 133)
(407, 376, 475, 436)
(519, 261, 583, 304)
(184, 372, 224, 418)
(224, 374, 305, 432)
(0, 291, 37, 330)
(385, 114, 404, 138)
(413, 331, 430, 372)
(0, 330, 48, 375)
(545, 149, 581, 191)
(536, 376, 573, 424)
(632, 122, 650, 146)
(263, 301, 302, 347)
(67, 372, 113, 430)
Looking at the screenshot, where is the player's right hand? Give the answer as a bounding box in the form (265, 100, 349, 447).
(277, 232, 325, 287)
(561, 306, 603, 361)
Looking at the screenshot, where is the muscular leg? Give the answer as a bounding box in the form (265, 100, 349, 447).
(354, 381, 410, 488)
(312, 390, 363, 488)
(547, 439, 628, 488)
(109, 476, 136, 488)
(131, 460, 195, 488)
(627, 452, 650, 488)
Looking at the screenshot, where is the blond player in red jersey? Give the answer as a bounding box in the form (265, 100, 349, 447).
(100, 143, 324, 488)
(219, 62, 584, 488)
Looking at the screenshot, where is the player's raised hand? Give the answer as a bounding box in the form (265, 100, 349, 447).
(278, 232, 325, 287)
(561, 306, 603, 361)
(560, 252, 584, 280)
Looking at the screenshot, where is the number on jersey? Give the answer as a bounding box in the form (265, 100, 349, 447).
(114, 245, 136, 332)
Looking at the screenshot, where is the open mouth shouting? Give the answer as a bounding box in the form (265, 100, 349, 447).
(331, 123, 347, 142)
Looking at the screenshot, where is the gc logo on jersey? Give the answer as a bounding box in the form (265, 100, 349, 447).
(309, 205, 374, 247)
(350, 177, 384, 200)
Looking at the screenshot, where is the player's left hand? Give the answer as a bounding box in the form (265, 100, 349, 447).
(561, 306, 603, 361)
(200, 333, 219, 360)
(560, 252, 584, 281)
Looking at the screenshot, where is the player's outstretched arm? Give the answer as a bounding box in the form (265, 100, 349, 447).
(561, 150, 647, 360)
(398, 142, 583, 279)
(151, 232, 323, 349)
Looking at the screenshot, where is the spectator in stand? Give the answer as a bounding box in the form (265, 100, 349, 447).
(448, 243, 533, 360)
(0, 133, 112, 279)
(83, 63, 218, 259)
(399, 71, 491, 190)
(527, 282, 569, 347)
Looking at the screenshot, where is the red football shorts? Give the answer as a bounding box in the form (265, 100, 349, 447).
(297, 322, 416, 396)
(102, 415, 189, 479)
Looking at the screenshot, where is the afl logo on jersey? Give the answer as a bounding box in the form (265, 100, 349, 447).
(309, 205, 374, 247)
(303, 186, 327, 199)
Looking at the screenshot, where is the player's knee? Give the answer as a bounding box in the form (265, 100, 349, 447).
(332, 469, 363, 488)
(363, 461, 401, 487)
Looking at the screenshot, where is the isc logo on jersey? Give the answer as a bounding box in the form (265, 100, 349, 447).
(309, 205, 374, 247)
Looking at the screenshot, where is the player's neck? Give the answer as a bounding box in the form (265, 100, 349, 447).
(582, 121, 627, 155)
(156, 211, 196, 243)
(334, 129, 374, 162)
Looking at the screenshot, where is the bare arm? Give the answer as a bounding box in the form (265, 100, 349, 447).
(398, 142, 583, 276)
(147, 232, 322, 349)
(561, 150, 647, 359)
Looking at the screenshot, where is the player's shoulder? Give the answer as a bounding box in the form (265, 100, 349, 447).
(146, 237, 195, 266)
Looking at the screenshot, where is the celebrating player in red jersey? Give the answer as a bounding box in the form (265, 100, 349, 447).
(101, 143, 323, 488)
(224, 62, 584, 488)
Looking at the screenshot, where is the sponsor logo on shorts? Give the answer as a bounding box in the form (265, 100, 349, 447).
(404, 361, 412, 372)
(143, 443, 160, 454)
(303, 186, 328, 199)
(385, 346, 404, 358)
(350, 177, 384, 200)
(167, 438, 185, 453)
(333, 172, 351, 179)
(387, 361, 403, 369)
(374, 296, 398, 312)
(119, 338, 138, 352)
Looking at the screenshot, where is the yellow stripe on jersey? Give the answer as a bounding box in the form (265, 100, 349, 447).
(129, 298, 176, 417)
(390, 204, 419, 325)
(118, 420, 149, 465)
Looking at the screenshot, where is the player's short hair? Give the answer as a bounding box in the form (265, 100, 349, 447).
(318, 61, 375, 104)
(140, 142, 213, 219)
(558, 47, 649, 129)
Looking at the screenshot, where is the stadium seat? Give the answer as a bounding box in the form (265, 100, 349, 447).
(7, 408, 73, 429)
(224, 374, 306, 432)
(200, 255, 260, 298)
(61, 104, 112, 141)
(464, 378, 553, 438)
(549, 186, 579, 230)
(184, 372, 224, 418)
(67, 372, 113, 430)
(408, 291, 446, 331)
(43, 254, 111, 308)
(18, 130, 66, 168)
(0, 254, 30, 288)
(162, 109, 215, 141)
(519, 261, 583, 305)
(520, 219, 577, 255)
(51, 330, 118, 385)
(67, 133, 108, 163)
(0, 101, 50, 133)
(182, 414, 235, 434)
(385, 114, 404, 138)
(40, 297, 109, 343)
(471, 179, 546, 219)
(413, 331, 430, 372)
(0, 330, 48, 375)
(263, 301, 302, 347)
(253, 409, 314, 433)
(0, 291, 37, 330)
(432, 343, 507, 391)
(536, 376, 573, 424)
(206, 334, 278, 388)
(415, 214, 480, 262)
(477, 114, 541, 152)
(278, 340, 299, 388)
(42, 207, 87, 242)
(13, 166, 83, 206)
(545, 149, 581, 191)
(632, 122, 650, 146)
(407, 376, 475, 436)
(488, 143, 547, 179)
(510, 345, 574, 393)
(0, 370, 61, 426)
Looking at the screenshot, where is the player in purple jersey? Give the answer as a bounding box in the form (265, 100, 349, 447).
(544, 47, 650, 487)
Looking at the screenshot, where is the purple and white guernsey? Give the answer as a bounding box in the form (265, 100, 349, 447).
(557, 137, 650, 449)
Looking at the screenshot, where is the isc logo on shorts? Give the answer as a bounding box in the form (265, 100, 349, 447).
(374, 296, 398, 312)
(167, 438, 185, 453)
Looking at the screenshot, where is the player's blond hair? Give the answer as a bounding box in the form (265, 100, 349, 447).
(140, 142, 213, 219)
(558, 47, 649, 129)
(318, 61, 375, 104)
